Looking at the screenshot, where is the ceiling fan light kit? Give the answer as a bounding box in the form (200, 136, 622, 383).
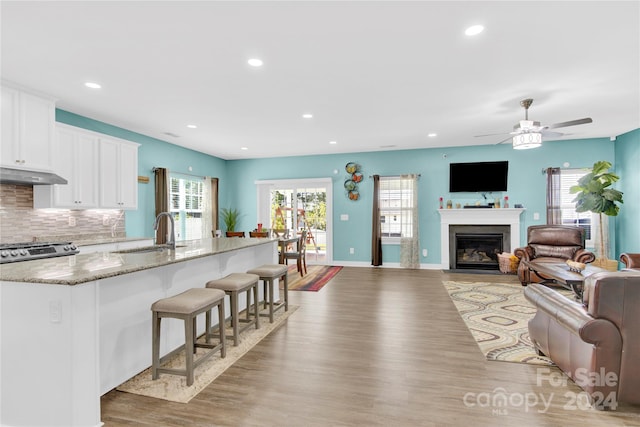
(477, 98, 593, 150)
(512, 132, 542, 150)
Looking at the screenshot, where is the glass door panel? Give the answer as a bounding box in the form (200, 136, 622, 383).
(269, 185, 328, 264)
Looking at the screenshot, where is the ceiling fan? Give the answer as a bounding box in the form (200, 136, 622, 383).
(475, 98, 593, 149)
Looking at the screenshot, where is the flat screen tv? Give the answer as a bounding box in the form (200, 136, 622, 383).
(449, 161, 508, 193)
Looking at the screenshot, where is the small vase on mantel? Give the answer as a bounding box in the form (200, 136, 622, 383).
(504, 196, 509, 208)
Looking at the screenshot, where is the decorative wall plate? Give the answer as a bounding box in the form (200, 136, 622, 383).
(344, 179, 357, 191)
(345, 162, 359, 174)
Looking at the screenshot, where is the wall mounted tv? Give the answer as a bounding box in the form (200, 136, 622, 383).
(449, 161, 508, 193)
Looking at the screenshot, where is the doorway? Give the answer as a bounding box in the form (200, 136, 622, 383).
(256, 178, 332, 264)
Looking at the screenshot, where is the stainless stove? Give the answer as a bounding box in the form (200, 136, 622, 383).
(0, 241, 78, 264)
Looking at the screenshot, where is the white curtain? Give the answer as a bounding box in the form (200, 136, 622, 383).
(202, 176, 213, 239)
(400, 174, 420, 268)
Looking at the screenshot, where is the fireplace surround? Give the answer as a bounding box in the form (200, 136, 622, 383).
(438, 208, 525, 270)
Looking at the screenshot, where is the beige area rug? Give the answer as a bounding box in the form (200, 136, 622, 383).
(117, 305, 299, 403)
(443, 281, 572, 365)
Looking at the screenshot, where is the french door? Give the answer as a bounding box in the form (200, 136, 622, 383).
(256, 178, 332, 264)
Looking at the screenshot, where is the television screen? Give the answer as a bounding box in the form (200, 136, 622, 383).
(449, 161, 508, 193)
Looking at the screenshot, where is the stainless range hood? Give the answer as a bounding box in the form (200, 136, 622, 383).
(0, 167, 68, 185)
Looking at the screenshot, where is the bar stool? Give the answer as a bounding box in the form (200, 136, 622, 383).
(246, 264, 288, 323)
(151, 288, 226, 386)
(205, 273, 260, 346)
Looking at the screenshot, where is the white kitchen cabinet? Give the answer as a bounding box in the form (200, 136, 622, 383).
(34, 124, 99, 208)
(1, 83, 56, 172)
(99, 137, 139, 209)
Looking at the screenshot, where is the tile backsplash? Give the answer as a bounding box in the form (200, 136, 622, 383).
(0, 184, 125, 243)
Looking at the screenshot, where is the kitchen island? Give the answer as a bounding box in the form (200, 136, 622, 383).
(0, 237, 278, 427)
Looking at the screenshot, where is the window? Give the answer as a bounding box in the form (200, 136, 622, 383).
(560, 169, 593, 246)
(379, 176, 416, 242)
(170, 174, 205, 241)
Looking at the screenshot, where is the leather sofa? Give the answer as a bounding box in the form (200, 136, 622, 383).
(524, 270, 640, 408)
(620, 252, 640, 269)
(514, 225, 596, 285)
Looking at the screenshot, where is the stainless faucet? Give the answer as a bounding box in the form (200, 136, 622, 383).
(153, 212, 176, 249)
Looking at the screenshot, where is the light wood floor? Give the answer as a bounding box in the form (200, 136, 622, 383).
(101, 268, 640, 426)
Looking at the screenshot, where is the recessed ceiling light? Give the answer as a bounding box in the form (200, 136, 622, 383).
(302, 113, 313, 119)
(240, 147, 248, 150)
(329, 141, 337, 145)
(428, 133, 437, 137)
(465, 25, 484, 36)
(187, 124, 197, 129)
(84, 82, 101, 89)
(248, 58, 263, 67)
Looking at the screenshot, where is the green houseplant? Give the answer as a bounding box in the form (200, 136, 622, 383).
(220, 208, 241, 232)
(570, 160, 623, 269)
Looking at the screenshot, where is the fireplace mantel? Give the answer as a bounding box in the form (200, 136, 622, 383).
(438, 208, 525, 269)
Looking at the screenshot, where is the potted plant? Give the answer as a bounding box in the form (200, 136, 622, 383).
(570, 160, 624, 270)
(221, 208, 241, 232)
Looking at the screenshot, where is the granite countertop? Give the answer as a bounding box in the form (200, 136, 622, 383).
(0, 238, 276, 286)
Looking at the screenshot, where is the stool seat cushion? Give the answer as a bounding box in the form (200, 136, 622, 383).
(206, 273, 259, 291)
(151, 288, 225, 314)
(247, 264, 288, 278)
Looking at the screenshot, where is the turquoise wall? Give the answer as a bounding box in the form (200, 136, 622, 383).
(55, 108, 636, 265)
(615, 128, 640, 255)
(55, 110, 228, 238)
(227, 138, 616, 264)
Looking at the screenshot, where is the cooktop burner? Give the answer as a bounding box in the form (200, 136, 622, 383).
(0, 241, 78, 264)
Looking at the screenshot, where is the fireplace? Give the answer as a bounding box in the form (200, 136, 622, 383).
(449, 225, 511, 270)
(438, 208, 525, 270)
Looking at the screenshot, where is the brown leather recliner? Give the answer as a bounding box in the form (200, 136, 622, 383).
(524, 270, 640, 408)
(514, 225, 595, 285)
(620, 253, 640, 270)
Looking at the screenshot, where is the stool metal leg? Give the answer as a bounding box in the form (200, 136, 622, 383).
(267, 278, 274, 323)
(185, 314, 195, 386)
(253, 283, 260, 329)
(152, 312, 161, 380)
(218, 299, 226, 358)
(230, 291, 239, 346)
(282, 272, 289, 311)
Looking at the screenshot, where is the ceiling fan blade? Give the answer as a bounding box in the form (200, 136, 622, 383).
(495, 135, 513, 145)
(541, 130, 564, 138)
(475, 131, 511, 138)
(546, 117, 593, 130)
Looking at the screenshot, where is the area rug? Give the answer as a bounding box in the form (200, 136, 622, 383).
(116, 305, 298, 403)
(443, 281, 571, 365)
(286, 264, 343, 291)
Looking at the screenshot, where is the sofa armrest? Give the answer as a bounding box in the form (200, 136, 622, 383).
(574, 248, 596, 264)
(514, 246, 533, 261)
(620, 253, 640, 269)
(524, 284, 621, 347)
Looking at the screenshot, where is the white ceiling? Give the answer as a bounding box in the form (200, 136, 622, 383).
(2, 1, 639, 160)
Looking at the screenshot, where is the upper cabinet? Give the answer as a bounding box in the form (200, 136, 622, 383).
(1, 83, 56, 172)
(99, 137, 139, 209)
(34, 124, 100, 208)
(34, 124, 139, 210)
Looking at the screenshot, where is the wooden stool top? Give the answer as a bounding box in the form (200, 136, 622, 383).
(247, 264, 288, 278)
(151, 288, 225, 314)
(206, 273, 259, 291)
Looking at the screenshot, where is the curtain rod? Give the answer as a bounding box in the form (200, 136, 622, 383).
(368, 174, 421, 178)
(151, 167, 207, 180)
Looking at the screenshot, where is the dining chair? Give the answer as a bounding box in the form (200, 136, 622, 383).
(272, 228, 289, 238)
(284, 230, 307, 276)
(225, 231, 246, 237)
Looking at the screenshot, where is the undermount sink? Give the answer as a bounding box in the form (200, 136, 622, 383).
(113, 245, 186, 254)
